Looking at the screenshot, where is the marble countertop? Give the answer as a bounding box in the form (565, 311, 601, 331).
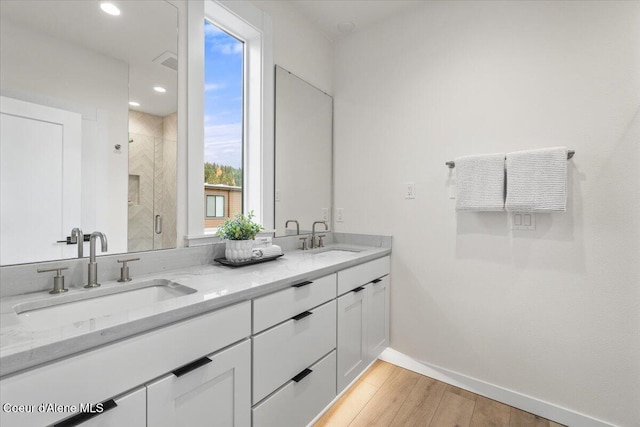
(0, 244, 390, 377)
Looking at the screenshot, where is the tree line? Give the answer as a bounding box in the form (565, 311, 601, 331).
(204, 162, 242, 187)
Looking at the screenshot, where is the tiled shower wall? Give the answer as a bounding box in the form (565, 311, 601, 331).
(128, 110, 177, 252)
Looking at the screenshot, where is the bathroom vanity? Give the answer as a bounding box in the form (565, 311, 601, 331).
(0, 245, 390, 427)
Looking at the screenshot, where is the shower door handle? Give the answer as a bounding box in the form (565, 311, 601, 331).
(155, 215, 162, 234)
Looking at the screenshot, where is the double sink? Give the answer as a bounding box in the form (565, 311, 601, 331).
(12, 247, 362, 331)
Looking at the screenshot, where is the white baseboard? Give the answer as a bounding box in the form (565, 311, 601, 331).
(379, 348, 617, 427)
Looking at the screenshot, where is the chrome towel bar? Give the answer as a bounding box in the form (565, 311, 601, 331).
(445, 150, 575, 168)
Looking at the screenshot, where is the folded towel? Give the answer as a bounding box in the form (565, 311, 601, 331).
(455, 153, 506, 211)
(505, 147, 567, 212)
(252, 245, 282, 259)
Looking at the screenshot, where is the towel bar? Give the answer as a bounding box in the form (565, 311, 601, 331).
(445, 150, 575, 168)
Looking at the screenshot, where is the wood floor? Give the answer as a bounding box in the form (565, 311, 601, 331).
(315, 360, 565, 427)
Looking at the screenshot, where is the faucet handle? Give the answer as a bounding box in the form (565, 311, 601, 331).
(37, 267, 69, 294)
(299, 237, 308, 251)
(117, 258, 140, 282)
(317, 235, 326, 248)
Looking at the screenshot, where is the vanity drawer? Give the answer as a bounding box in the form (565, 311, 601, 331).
(252, 350, 336, 427)
(253, 273, 336, 333)
(252, 300, 336, 404)
(337, 256, 390, 295)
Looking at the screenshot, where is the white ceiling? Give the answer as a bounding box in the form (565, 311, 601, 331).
(286, 0, 425, 40)
(1, 0, 178, 117)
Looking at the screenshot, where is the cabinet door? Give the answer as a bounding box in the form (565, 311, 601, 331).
(52, 387, 146, 427)
(337, 287, 368, 393)
(367, 276, 390, 361)
(147, 339, 251, 427)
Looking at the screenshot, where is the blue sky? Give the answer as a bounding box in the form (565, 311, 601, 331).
(204, 20, 243, 169)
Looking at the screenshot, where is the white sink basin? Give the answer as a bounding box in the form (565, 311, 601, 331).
(14, 279, 196, 330)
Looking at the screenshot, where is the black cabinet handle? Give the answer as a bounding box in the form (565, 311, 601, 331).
(372, 278, 382, 284)
(352, 286, 365, 293)
(172, 356, 213, 377)
(53, 399, 117, 427)
(292, 368, 313, 383)
(292, 311, 312, 321)
(292, 280, 313, 288)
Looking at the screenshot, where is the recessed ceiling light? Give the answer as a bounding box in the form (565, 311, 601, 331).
(100, 2, 120, 16)
(129, 101, 140, 107)
(153, 86, 167, 93)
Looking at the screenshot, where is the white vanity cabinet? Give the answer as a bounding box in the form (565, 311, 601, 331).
(251, 274, 338, 426)
(147, 339, 251, 427)
(0, 301, 251, 427)
(337, 257, 390, 392)
(1, 253, 391, 427)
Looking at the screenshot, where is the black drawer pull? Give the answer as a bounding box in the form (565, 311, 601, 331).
(172, 356, 213, 377)
(292, 311, 312, 321)
(292, 280, 313, 288)
(292, 368, 313, 383)
(372, 278, 382, 284)
(352, 286, 365, 293)
(53, 399, 117, 427)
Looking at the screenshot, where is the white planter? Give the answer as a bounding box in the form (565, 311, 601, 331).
(225, 240, 254, 262)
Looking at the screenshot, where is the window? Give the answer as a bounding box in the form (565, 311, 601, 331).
(187, 0, 273, 244)
(203, 21, 243, 227)
(206, 195, 225, 218)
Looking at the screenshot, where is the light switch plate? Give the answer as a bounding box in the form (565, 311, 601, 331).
(512, 212, 536, 230)
(336, 208, 344, 223)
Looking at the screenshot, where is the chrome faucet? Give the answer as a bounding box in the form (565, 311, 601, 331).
(70, 227, 84, 258)
(85, 232, 108, 288)
(285, 219, 300, 235)
(311, 221, 328, 249)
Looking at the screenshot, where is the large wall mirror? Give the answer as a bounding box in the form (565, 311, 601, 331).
(274, 66, 332, 237)
(0, 1, 178, 266)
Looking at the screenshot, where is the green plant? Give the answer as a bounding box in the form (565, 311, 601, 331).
(216, 211, 263, 240)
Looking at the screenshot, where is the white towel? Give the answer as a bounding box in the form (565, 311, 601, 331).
(455, 153, 506, 211)
(252, 245, 282, 259)
(505, 147, 567, 212)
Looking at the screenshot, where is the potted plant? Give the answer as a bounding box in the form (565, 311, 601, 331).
(216, 211, 264, 262)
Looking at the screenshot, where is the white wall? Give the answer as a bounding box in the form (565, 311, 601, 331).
(252, 1, 333, 95)
(333, 1, 639, 426)
(0, 20, 129, 256)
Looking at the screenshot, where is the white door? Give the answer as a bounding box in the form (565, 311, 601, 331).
(367, 276, 390, 361)
(0, 96, 81, 265)
(337, 288, 368, 393)
(147, 339, 251, 427)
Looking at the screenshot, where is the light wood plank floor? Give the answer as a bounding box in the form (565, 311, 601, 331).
(315, 361, 566, 427)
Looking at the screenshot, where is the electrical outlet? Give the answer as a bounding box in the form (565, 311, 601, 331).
(275, 189, 281, 202)
(512, 212, 536, 230)
(322, 208, 329, 221)
(405, 182, 415, 199)
(336, 208, 344, 223)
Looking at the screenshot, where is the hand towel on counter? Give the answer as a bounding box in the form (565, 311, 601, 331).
(505, 147, 567, 212)
(455, 153, 506, 211)
(252, 245, 282, 259)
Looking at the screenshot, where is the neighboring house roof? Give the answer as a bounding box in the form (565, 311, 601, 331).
(204, 183, 242, 191)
